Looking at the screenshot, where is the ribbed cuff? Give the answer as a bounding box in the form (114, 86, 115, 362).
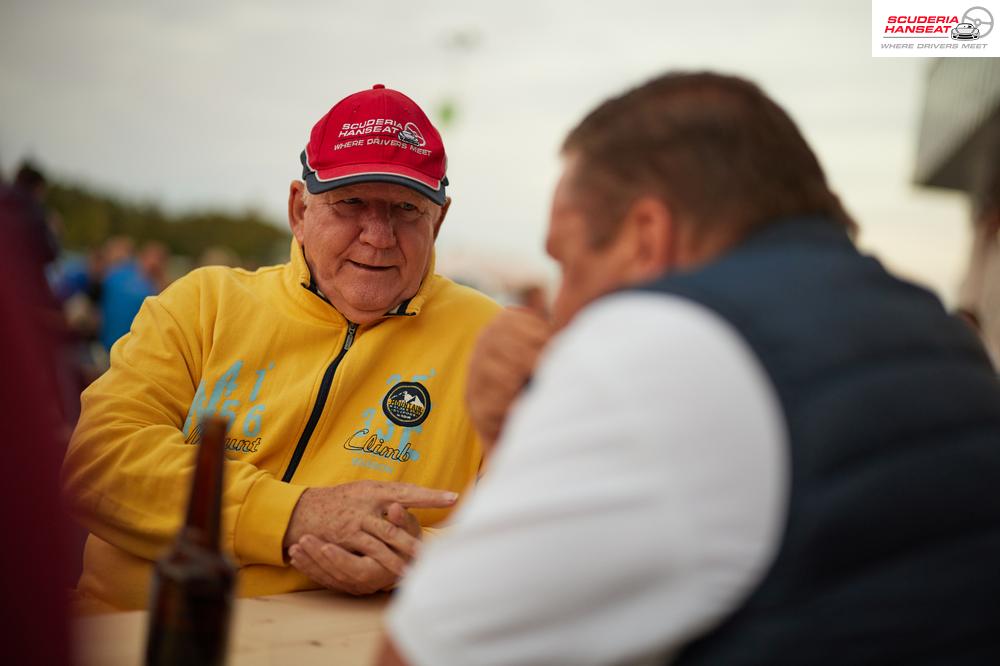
(233, 476, 306, 566)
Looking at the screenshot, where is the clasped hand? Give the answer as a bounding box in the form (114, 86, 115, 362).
(284, 480, 457, 595)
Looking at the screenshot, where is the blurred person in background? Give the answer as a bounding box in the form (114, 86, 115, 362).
(0, 168, 72, 666)
(62, 84, 499, 612)
(101, 234, 135, 269)
(381, 72, 1000, 665)
(55, 244, 107, 306)
(56, 244, 111, 382)
(98, 238, 168, 350)
(198, 244, 242, 268)
(94, 235, 134, 348)
(138, 240, 170, 291)
(2, 161, 84, 429)
(957, 132, 1000, 369)
(1, 162, 60, 321)
(0, 161, 59, 284)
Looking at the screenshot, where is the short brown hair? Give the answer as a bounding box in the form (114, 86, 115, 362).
(562, 72, 856, 247)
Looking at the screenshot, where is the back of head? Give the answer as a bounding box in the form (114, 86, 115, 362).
(138, 241, 169, 282)
(562, 72, 855, 249)
(14, 161, 46, 197)
(102, 236, 135, 268)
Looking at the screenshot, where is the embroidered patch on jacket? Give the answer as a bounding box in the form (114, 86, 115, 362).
(382, 381, 431, 427)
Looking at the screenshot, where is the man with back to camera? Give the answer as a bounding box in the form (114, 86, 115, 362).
(62, 84, 499, 611)
(375, 73, 1000, 665)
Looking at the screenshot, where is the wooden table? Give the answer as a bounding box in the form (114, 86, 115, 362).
(74, 591, 390, 666)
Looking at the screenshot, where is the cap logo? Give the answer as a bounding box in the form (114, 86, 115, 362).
(398, 122, 426, 147)
(338, 118, 404, 139)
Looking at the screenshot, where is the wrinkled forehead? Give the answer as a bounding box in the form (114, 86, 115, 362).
(311, 181, 438, 205)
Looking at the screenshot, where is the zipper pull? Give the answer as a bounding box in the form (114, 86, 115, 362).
(343, 323, 358, 351)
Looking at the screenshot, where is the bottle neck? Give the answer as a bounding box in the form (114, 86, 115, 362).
(184, 418, 226, 551)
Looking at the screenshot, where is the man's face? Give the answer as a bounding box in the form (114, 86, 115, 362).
(288, 181, 446, 324)
(545, 157, 639, 329)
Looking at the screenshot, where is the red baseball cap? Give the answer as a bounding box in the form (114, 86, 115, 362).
(300, 84, 448, 205)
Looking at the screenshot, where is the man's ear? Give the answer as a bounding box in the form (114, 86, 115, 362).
(618, 196, 674, 283)
(288, 180, 307, 243)
(433, 197, 452, 240)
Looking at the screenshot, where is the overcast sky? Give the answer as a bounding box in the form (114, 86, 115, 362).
(0, 0, 974, 300)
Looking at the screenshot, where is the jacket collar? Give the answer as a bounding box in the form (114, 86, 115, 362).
(284, 238, 434, 323)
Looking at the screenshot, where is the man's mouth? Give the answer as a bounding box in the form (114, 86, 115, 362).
(347, 260, 394, 272)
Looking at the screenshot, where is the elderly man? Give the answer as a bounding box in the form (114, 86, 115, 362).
(380, 73, 1000, 665)
(63, 85, 498, 611)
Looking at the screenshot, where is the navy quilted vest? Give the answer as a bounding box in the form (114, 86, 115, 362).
(637, 217, 1000, 665)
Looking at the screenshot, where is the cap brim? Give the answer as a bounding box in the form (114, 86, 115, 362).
(301, 151, 447, 205)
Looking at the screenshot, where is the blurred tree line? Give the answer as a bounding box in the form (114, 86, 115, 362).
(46, 180, 290, 266)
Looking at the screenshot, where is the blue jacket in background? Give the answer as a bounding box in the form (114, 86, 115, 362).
(100, 261, 156, 350)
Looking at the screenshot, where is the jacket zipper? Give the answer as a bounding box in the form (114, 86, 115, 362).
(281, 322, 358, 482)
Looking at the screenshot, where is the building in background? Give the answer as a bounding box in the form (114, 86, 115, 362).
(916, 60, 1000, 368)
(915, 61, 1000, 192)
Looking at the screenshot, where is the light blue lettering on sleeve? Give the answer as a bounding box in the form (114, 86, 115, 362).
(243, 404, 265, 437)
(182, 380, 208, 436)
(250, 362, 275, 403)
(205, 360, 243, 413)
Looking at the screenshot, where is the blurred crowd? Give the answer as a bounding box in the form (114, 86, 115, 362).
(54, 237, 169, 387)
(0, 161, 273, 427)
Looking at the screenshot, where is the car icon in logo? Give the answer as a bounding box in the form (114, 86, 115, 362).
(951, 22, 981, 39)
(398, 129, 421, 145)
(397, 122, 426, 147)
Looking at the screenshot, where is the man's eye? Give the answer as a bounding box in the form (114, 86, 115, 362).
(397, 202, 417, 212)
(338, 198, 363, 206)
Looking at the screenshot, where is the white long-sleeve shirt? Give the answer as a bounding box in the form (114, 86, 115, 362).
(388, 293, 790, 666)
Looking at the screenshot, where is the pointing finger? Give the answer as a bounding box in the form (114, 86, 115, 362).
(376, 482, 459, 509)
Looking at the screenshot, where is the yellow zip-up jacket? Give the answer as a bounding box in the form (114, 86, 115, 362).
(63, 240, 499, 611)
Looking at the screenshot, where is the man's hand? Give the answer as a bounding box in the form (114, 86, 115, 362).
(290, 536, 398, 595)
(289, 500, 426, 595)
(466, 307, 552, 452)
(283, 481, 456, 579)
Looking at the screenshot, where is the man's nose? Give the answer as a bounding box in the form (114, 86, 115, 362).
(358, 207, 396, 248)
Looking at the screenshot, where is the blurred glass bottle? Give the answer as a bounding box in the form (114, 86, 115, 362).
(145, 417, 235, 666)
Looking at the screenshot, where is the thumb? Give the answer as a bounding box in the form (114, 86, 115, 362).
(384, 502, 421, 538)
(384, 502, 412, 526)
